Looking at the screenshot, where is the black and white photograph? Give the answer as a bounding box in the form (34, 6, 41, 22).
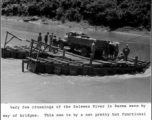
(1, 0, 151, 119)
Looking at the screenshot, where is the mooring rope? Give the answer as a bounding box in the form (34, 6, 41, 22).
(130, 46, 145, 54)
(116, 33, 149, 43)
(117, 33, 149, 55)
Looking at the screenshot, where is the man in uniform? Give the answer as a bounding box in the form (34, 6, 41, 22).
(49, 33, 54, 44)
(109, 44, 115, 59)
(90, 40, 96, 65)
(49, 33, 54, 52)
(105, 41, 110, 59)
(52, 35, 58, 53)
(118, 52, 124, 60)
(123, 44, 130, 61)
(37, 32, 42, 50)
(91, 40, 96, 56)
(58, 37, 61, 44)
(114, 44, 119, 59)
(44, 32, 49, 44)
(37, 32, 42, 42)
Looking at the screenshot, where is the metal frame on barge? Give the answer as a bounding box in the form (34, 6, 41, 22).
(2, 31, 150, 76)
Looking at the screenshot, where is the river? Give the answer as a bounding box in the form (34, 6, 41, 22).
(1, 17, 151, 103)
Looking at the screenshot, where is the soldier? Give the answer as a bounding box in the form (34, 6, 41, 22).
(106, 41, 110, 59)
(44, 32, 49, 44)
(91, 40, 96, 56)
(52, 35, 58, 53)
(49, 33, 54, 44)
(109, 44, 115, 59)
(123, 44, 130, 61)
(49, 33, 54, 52)
(37, 32, 42, 50)
(37, 32, 42, 42)
(114, 44, 119, 59)
(118, 52, 124, 60)
(90, 40, 96, 65)
(52, 36, 57, 46)
(58, 37, 61, 44)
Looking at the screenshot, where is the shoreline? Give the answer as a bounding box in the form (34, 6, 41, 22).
(2, 15, 150, 36)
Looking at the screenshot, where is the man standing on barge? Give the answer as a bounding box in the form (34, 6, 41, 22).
(90, 40, 96, 65)
(37, 32, 42, 50)
(52, 35, 58, 53)
(49, 33, 54, 52)
(37, 32, 42, 42)
(123, 44, 130, 61)
(44, 32, 49, 44)
(49, 33, 54, 44)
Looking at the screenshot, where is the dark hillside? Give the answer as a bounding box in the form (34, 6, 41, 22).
(2, 0, 151, 30)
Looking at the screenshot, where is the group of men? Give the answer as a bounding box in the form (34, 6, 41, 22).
(91, 40, 130, 61)
(108, 42, 119, 60)
(38, 33, 130, 61)
(108, 43, 130, 61)
(37, 32, 60, 53)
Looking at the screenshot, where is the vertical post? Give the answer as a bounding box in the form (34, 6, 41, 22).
(4, 32, 8, 49)
(27, 40, 34, 69)
(36, 42, 42, 61)
(49, 44, 51, 52)
(34, 42, 42, 73)
(29, 40, 34, 57)
(62, 47, 65, 58)
(49, 39, 52, 52)
(134, 56, 138, 66)
(90, 41, 96, 66)
(89, 53, 94, 66)
(22, 60, 24, 72)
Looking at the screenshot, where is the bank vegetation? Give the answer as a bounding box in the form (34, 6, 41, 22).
(2, 0, 151, 30)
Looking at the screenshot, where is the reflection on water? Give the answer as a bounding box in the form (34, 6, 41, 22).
(1, 18, 151, 103)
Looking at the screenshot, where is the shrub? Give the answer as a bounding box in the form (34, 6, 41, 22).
(1, 0, 151, 31)
(56, 7, 64, 20)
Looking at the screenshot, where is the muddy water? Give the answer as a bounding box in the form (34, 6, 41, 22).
(2, 18, 150, 60)
(1, 18, 151, 103)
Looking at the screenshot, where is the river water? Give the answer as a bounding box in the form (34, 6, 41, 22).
(1, 17, 151, 103)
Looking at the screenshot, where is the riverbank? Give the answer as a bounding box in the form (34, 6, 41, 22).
(2, 15, 150, 36)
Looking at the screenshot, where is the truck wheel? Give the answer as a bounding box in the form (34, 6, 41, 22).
(59, 42, 64, 50)
(81, 48, 89, 57)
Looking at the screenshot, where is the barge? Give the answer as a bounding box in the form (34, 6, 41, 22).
(2, 31, 150, 76)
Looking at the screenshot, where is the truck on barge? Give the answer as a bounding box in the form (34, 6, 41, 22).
(58, 31, 119, 59)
